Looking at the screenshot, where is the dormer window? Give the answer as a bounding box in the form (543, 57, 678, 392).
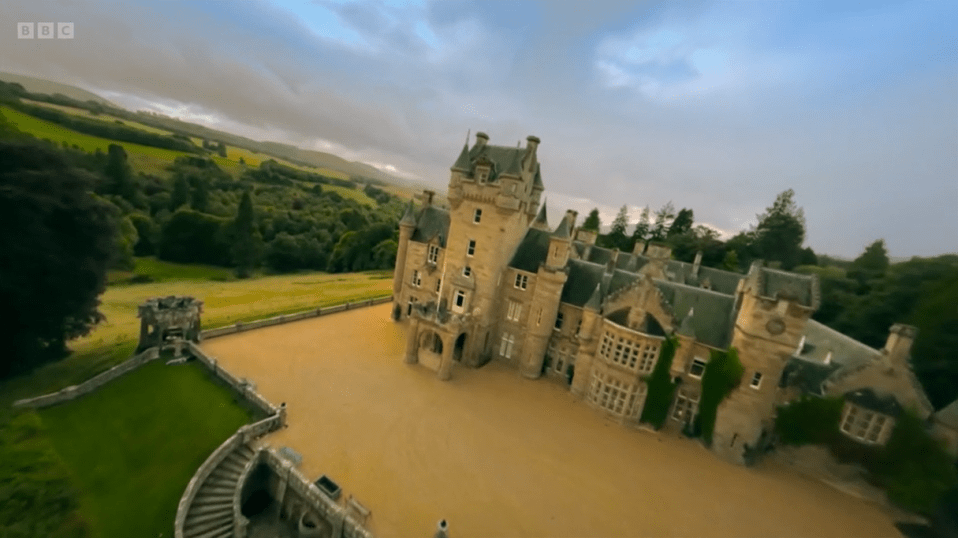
(473, 208, 482, 223)
(427, 244, 440, 264)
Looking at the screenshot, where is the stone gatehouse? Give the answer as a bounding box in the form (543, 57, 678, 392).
(393, 131, 936, 464)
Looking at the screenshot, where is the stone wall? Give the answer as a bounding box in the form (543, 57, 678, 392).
(12, 347, 160, 409)
(199, 296, 393, 340)
(261, 448, 374, 538)
(187, 341, 279, 419)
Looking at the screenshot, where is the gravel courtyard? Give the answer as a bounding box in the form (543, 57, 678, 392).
(202, 303, 900, 538)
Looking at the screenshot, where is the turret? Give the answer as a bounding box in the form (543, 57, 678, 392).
(393, 199, 417, 306)
(882, 324, 918, 370)
(546, 211, 575, 269)
(532, 200, 549, 231)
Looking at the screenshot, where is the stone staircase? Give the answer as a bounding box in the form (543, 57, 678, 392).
(181, 443, 256, 538)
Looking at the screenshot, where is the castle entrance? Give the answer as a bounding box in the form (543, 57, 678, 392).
(452, 333, 466, 362)
(416, 329, 442, 372)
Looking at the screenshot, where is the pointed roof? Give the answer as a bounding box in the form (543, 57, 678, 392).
(532, 163, 544, 190)
(552, 213, 572, 239)
(503, 148, 522, 176)
(532, 200, 549, 230)
(399, 199, 417, 226)
(585, 283, 603, 311)
(451, 142, 471, 171)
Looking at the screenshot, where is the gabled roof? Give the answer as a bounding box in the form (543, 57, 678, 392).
(458, 144, 527, 182)
(795, 319, 882, 368)
(653, 281, 736, 349)
(410, 206, 450, 247)
(508, 227, 551, 273)
(562, 260, 607, 306)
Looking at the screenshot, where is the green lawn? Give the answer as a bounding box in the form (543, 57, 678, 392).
(39, 359, 255, 538)
(108, 256, 236, 285)
(19, 100, 178, 136)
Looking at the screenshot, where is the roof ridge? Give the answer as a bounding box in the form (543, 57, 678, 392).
(805, 319, 882, 356)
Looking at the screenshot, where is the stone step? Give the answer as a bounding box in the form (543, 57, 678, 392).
(184, 512, 232, 536)
(209, 467, 241, 482)
(190, 524, 234, 538)
(218, 459, 246, 475)
(192, 492, 233, 506)
(237, 444, 255, 458)
(187, 500, 233, 517)
(203, 476, 239, 489)
(196, 484, 235, 497)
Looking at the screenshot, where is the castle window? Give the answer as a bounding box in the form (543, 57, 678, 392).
(427, 245, 440, 264)
(689, 358, 707, 378)
(453, 290, 466, 313)
(536, 307, 542, 326)
(554, 312, 564, 331)
(639, 344, 658, 373)
(473, 208, 482, 223)
(750, 371, 763, 389)
(589, 371, 643, 417)
(600, 333, 613, 357)
(506, 300, 522, 322)
(467, 240, 476, 256)
(575, 319, 582, 336)
(499, 333, 515, 358)
(672, 390, 700, 424)
(407, 297, 417, 316)
(435, 277, 442, 292)
(514, 273, 528, 290)
(841, 405, 890, 444)
(463, 266, 472, 277)
(411, 270, 421, 287)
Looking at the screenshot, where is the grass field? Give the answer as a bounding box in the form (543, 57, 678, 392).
(20, 100, 177, 136)
(1, 105, 188, 175)
(39, 359, 255, 538)
(108, 256, 236, 285)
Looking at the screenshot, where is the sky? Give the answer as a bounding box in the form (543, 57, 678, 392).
(2, 0, 956, 258)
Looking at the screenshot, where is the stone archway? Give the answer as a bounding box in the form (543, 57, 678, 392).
(453, 333, 466, 363)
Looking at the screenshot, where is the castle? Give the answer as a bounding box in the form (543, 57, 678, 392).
(392, 131, 947, 464)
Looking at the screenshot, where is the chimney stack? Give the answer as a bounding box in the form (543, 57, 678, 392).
(423, 190, 435, 206)
(475, 132, 489, 150)
(564, 209, 578, 230)
(882, 323, 918, 370)
(692, 251, 703, 277)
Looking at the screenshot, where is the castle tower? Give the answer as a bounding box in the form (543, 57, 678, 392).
(570, 284, 604, 396)
(439, 132, 545, 366)
(712, 261, 819, 462)
(392, 199, 418, 317)
(519, 211, 574, 378)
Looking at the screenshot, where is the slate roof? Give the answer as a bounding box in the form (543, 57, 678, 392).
(533, 165, 544, 189)
(697, 266, 745, 295)
(795, 320, 882, 369)
(533, 201, 548, 228)
(761, 267, 816, 307)
(653, 281, 736, 349)
(552, 214, 572, 239)
(399, 199, 417, 226)
(936, 399, 958, 429)
(561, 260, 608, 306)
(410, 205, 450, 247)
(454, 143, 528, 182)
(508, 227, 552, 273)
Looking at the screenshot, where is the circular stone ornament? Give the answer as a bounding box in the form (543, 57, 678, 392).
(766, 317, 786, 335)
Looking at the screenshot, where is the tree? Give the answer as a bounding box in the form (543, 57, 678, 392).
(170, 174, 189, 211)
(129, 212, 159, 256)
(606, 205, 630, 251)
(582, 208, 601, 232)
(667, 208, 694, 238)
(848, 239, 889, 289)
(230, 190, 263, 278)
(722, 250, 740, 272)
(753, 189, 806, 270)
(190, 174, 210, 213)
(649, 201, 676, 242)
(158, 208, 231, 265)
(0, 141, 116, 377)
(629, 205, 651, 251)
(103, 143, 141, 206)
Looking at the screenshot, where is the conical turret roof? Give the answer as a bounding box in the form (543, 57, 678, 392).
(552, 213, 572, 239)
(678, 307, 696, 338)
(585, 283, 603, 311)
(451, 142, 471, 171)
(399, 199, 417, 226)
(532, 200, 549, 230)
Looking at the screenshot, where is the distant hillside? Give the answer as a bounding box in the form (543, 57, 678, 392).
(0, 72, 412, 186)
(0, 71, 117, 107)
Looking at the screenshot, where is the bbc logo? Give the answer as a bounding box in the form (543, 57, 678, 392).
(17, 22, 74, 39)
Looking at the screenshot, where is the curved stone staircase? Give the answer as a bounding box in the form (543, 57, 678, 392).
(181, 443, 256, 538)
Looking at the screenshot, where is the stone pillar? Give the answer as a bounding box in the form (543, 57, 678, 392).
(405, 317, 420, 364)
(138, 319, 151, 352)
(437, 335, 454, 381)
(173, 339, 184, 358)
(329, 507, 345, 538)
(279, 402, 287, 428)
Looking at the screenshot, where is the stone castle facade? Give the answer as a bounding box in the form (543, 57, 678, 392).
(393, 131, 945, 464)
